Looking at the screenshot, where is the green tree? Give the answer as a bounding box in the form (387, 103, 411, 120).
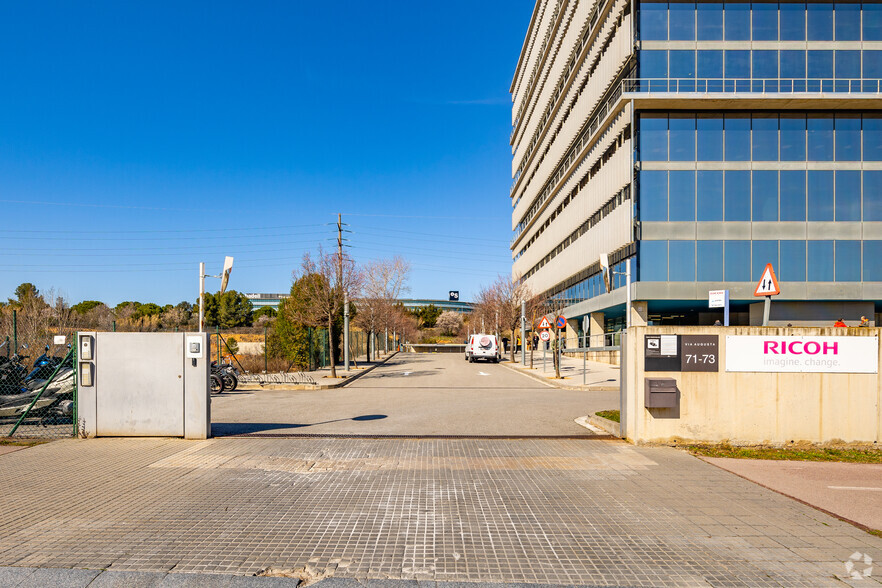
(413, 304, 441, 328)
(253, 307, 277, 320)
(198, 290, 253, 328)
(72, 300, 104, 315)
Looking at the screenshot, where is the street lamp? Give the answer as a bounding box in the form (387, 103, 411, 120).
(199, 256, 234, 333)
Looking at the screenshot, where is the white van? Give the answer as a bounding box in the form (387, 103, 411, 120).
(466, 334, 500, 363)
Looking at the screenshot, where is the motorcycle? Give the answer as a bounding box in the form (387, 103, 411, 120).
(0, 345, 74, 420)
(210, 361, 238, 393)
(0, 343, 30, 395)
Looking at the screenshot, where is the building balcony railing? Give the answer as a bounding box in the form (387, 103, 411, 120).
(622, 77, 882, 94)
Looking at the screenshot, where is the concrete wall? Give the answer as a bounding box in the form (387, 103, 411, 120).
(621, 326, 881, 445)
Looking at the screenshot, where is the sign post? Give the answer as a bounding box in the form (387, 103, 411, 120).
(754, 264, 781, 326)
(708, 289, 730, 326)
(537, 317, 551, 372)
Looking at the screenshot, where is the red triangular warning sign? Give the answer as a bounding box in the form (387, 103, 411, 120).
(754, 263, 781, 297)
(537, 316, 552, 329)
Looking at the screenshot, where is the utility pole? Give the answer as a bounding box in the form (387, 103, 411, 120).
(338, 213, 349, 371)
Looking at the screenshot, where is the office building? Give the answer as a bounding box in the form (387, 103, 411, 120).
(510, 0, 882, 334)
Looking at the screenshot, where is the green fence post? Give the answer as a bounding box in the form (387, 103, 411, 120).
(112, 320, 116, 332)
(308, 327, 314, 371)
(264, 326, 268, 374)
(12, 310, 17, 352)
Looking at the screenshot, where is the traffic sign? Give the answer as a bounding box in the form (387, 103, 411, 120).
(539, 330, 551, 342)
(537, 316, 552, 329)
(555, 315, 567, 328)
(754, 264, 781, 297)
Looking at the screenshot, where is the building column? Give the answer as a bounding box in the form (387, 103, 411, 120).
(566, 318, 580, 348)
(589, 312, 605, 346)
(630, 301, 649, 327)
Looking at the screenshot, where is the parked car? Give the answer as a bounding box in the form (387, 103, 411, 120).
(466, 334, 500, 363)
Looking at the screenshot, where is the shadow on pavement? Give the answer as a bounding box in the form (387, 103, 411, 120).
(212, 414, 387, 436)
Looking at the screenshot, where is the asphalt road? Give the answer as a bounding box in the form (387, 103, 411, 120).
(211, 352, 619, 436)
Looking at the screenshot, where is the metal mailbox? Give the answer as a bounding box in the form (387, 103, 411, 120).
(644, 377, 679, 408)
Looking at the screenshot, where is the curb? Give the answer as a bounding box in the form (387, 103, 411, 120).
(498, 361, 619, 391)
(586, 413, 622, 438)
(251, 352, 399, 391)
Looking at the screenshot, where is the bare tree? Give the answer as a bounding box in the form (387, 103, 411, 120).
(289, 247, 360, 378)
(436, 311, 463, 336)
(475, 275, 537, 363)
(355, 257, 410, 361)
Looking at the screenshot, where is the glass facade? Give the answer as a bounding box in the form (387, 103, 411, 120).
(639, 240, 882, 282)
(639, 1, 882, 42)
(547, 260, 631, 308)
(639, 113, 882, 162)
(638, 49, 882, 92)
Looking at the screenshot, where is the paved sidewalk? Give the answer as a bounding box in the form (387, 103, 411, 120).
(704, 457, 882, 532)
(501, 352, 620, 391)
(1, 437, 880, 586)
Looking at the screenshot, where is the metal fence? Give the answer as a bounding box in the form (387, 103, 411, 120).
(1, 336, 78, 439)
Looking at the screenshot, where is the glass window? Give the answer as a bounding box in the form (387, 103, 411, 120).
(864, 116, 882, 161)
(835, 2, 860, 40)
(835, 114, 861, 161)
(640, 241, 668, 281)
(862, 51, 882, 92)
(835, 240, 861, 281)
(640, 1, 668, 40)
(669, 115, 695, 161)
(835, 170, 861, 221)
(725, 240, 750, 281)
(865, 241, 882, 280)
(752, 240, 779, 281)
(669, 241, 696, 281)
(725, 2, 750, 40)
(640, 115, 668, 161)
(698, 170, 724, 220)
(807, 116, 834, 161)
(807, 170, 834, 221)
(640, 50, 668, 80)
(835, 50, 860, 91)
(725, 114, 750, 161)
(725, 170, 751, 221)
(780, 240, 806, 281)
(752, 2, 778, 39)
(780, 170, 806, 221)
(752, 170, 778, 221)
(807, 50, 833, 87)
(781, 50, 806, 79)
(697, 50, 723, 91)
(725, 50, 750, 78)
(697, 115, 723, 160)
(697, 240, 724, 281)
(698, 2, 724, 39)
(864, 170, 882, 221)
(640, 170, 668, 221)
(752, 115, 778, 161)
(780, 1, 807, 40)
(807, 2, 834, 40)
(670, 50, 696, 90)
(865, 2, 882, 40)
(752, 50, 778, 90)
(669, 1, 696, 40)
(807, 240, 834, 281)
(780, 114, 806, 161)
(669, 170, 696, 221)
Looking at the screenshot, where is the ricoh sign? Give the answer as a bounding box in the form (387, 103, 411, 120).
(726, 336, 879, 374)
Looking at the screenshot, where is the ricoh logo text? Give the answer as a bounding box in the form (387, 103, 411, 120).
(763, 341, 839, 355)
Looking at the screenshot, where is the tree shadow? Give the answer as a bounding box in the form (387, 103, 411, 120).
(212, 414, 387, 436)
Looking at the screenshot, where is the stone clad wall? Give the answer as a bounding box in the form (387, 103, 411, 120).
(621, 326, 881, 445)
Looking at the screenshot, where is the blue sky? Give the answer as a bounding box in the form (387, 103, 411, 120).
(0, 1, 534, 306)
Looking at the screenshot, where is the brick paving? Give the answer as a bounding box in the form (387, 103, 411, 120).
(1, 437, 880, 586)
